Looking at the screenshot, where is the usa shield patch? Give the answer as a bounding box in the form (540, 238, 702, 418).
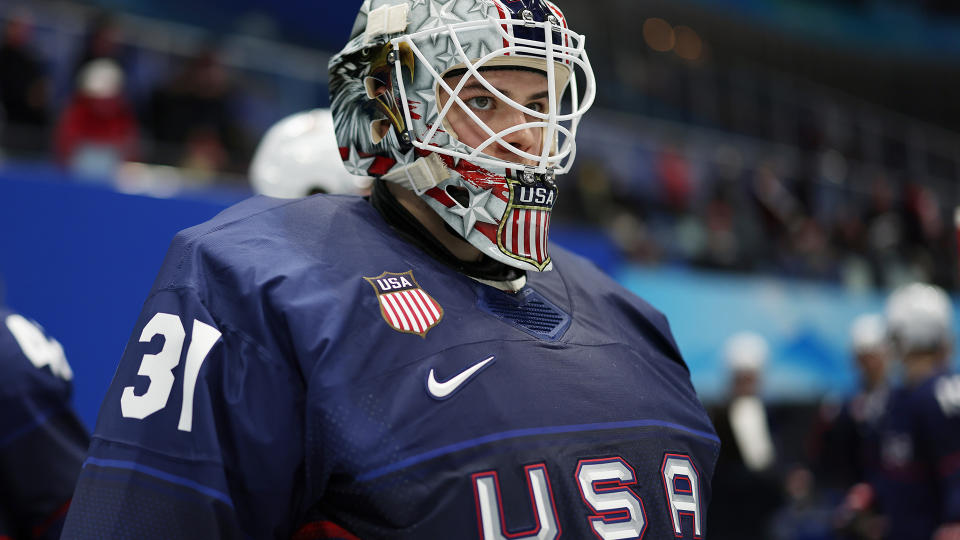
(497, 179, 556, 271)
(364, 271, 444, 337)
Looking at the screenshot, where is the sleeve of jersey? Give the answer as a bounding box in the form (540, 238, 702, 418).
(918, 386, 960, 524)
(60, 287, 306, 539)
(0, 369, 89, 539)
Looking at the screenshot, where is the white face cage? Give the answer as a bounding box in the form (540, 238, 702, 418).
(390, 13, 595, 181)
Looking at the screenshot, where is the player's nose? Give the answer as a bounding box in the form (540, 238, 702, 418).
(494, 109, 541, 165)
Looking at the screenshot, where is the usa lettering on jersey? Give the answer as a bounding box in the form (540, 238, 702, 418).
(472, 453, 704, 540)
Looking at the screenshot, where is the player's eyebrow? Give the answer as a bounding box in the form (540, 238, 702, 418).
(457, 81, 550, 102)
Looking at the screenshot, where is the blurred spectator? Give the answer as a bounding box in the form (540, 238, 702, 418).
(814, 314, 889, 489)
(770, 466, 836, 540)
(708, 332, 785, 540)
(808, 314, 890, 538)
(901, 180, 953, 288)
(657, 143, 694, 213)
(0, 8, 51, 156)
(752, 163, 804, 251)
(70, 12, 125, 81)
(54, 59, 139, 179)
(698, 177, 748, 270)
(863, 173, 908, 287)
(146, 45, 251, 176)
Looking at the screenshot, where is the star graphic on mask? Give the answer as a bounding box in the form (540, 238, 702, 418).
(395, 146, 419, 166)
(345, 146, 376, 175)
(467, 0, 495, 17)
(448, 181, 498, 237)
(411, 0, 428, 7)
(429, 131, 450, 147)
(436, 40, 471, 70)
(476, 41, 492, 63)
(420, 0, 466, 45)
(416, 89, 438, 123)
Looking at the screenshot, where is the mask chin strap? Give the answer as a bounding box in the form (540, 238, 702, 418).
(380, 153, 451, 195)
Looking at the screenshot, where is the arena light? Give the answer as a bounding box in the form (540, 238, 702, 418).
(643, 17, 676, 52)
(674, 25, 703, 61)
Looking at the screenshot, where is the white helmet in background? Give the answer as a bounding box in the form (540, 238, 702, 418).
(724, 332, 769, 374)
(885, 282, 954, 354)
(250, 109, 372, 198)
(850, 313, 887, 354)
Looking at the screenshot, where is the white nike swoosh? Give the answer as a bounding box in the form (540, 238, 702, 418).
(426, 355, 496, 400)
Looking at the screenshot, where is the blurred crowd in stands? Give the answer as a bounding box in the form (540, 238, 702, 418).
(1, 3, 958, 292)
(564, 136, 955, 292)
(0, 8, 252, 179)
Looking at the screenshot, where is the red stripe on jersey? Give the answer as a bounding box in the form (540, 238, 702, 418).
(400, 290, 428, 332)
(384, 294, 412, 331)
(393, 292, 423, 333)
(292, 520, 362, 540)
(407, 289, 433, 323)
(416, 289, 442, 320)
(940, 449, 960, 477)
(31, 499, 72, 539)
(379, 297, 401, 329)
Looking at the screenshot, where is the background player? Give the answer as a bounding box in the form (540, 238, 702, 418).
(809, 314, 889, 539)
(61, 1, 718, 538)
(0, 303, 89, 539)
(873, 283, 960, 539)
(709, 331, 783, 539)
(249, 108, 371, 198)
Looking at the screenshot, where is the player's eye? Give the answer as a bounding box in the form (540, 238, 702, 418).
(466, 96, 495, 111)
(527, 101, 547, 114)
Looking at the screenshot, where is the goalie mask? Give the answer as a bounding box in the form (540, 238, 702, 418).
(329, 0, 595, 272)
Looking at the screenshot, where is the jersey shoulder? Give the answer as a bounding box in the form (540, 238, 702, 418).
(164, 194, 378, 276)
(548, 246, 686, 367)
(917, 370, 960, 420)
(152, 194, 393, 297)
(0, 307, 72, 397)
(139, 195, 410, 362)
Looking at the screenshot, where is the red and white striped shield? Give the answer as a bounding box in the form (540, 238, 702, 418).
(499, 207, 552, 269)
(364, 271, 444, 338)
(496, 180, 557, 271)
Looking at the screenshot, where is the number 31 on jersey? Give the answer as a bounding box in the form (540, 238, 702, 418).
(120, 312, 221, 432)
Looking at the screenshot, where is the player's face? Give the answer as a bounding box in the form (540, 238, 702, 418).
(439, 69, 548, 166)
(856, 350, 887, 384)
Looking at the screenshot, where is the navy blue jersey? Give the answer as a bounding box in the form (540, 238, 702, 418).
(874, 370, 960, 540)
(813, 387, 888, 490)
(0, 308, 90, 540)
(62, 195, 719, 539)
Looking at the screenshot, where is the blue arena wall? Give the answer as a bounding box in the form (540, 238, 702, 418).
(0, 164, 245, 430)
(2, 164, 958, 429)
